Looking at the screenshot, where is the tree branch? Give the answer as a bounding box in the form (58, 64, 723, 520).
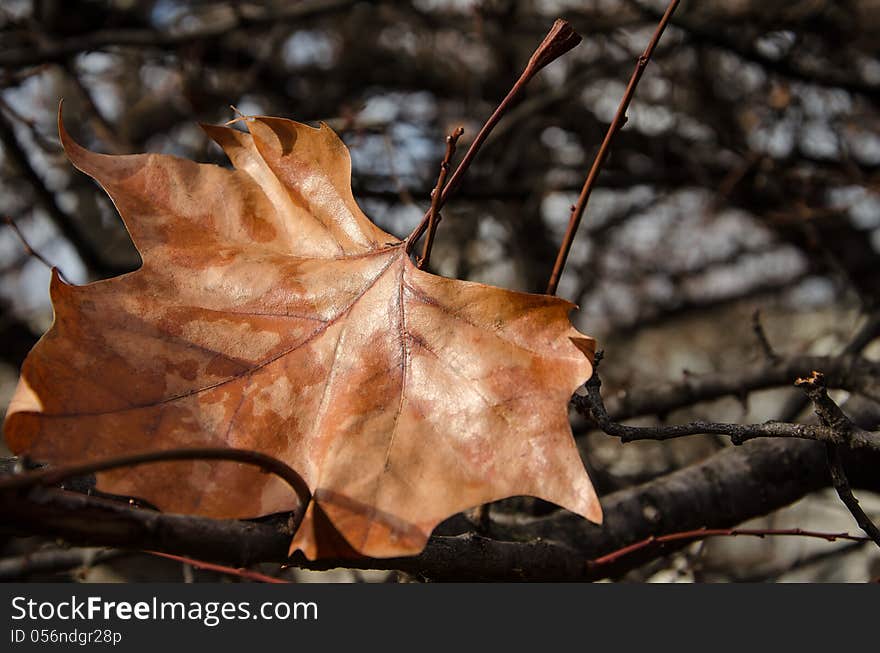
(586, 527, 869, 571)
(4, 214, 67, 280)
(3, 433, 877, 580)
(407, 19, 582, 248)
(415, 126, 463, 268)
(796, 371, 880, 547)
(0, 0, 359, 68)
(577, 353, 880, 453)
(0, 111, 126, 276)
(545, 0, 679, 295)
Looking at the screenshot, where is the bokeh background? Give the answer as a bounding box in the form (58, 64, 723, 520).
(1, 0, 879, 581)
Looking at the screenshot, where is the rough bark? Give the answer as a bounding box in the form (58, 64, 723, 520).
(3, 438, 876, 581)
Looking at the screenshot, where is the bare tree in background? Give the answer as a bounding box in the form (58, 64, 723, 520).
(1, 0, 879, 582)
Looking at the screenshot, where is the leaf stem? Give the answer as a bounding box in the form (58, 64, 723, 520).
(407, 19, 582, 250)
(415, 126, 464, 269)
(546, 0, 680, 295)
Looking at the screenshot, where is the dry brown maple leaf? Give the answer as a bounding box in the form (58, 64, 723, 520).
(4, 111, 601, 559)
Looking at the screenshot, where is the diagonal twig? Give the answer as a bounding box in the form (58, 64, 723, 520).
(407, 19, 582, 250)
(586, 527, 871, 573)
(145, 551, 291, 584)
(4, 215, 67, 281)
(546, 0, 680, 295)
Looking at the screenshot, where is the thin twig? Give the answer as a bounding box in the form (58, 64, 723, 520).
(576, 352, 880, 452)
(546, 0, 680, 295)
(416, 126, 464, 268)
(145, 551, 290, 584)
(826, 445, 880, 548)
(0, 447, 312, 532)
(406, 19, 582, 250)
(572, 351, 880, 451)
(796, 371, 880, 548)
(587, 527, 870, 570)
(0, 96, 60, 152)
(752, 308, 780, 363)
(3, 215, 66, 281)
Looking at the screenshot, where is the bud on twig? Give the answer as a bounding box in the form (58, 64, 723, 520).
(527, 19, 582, 74)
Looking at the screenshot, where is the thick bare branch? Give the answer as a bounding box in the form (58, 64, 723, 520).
(3, 434, 878, 580)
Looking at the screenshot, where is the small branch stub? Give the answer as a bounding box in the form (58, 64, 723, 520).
(795, 371, 880, 548)
(527, 19, 583, 73)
